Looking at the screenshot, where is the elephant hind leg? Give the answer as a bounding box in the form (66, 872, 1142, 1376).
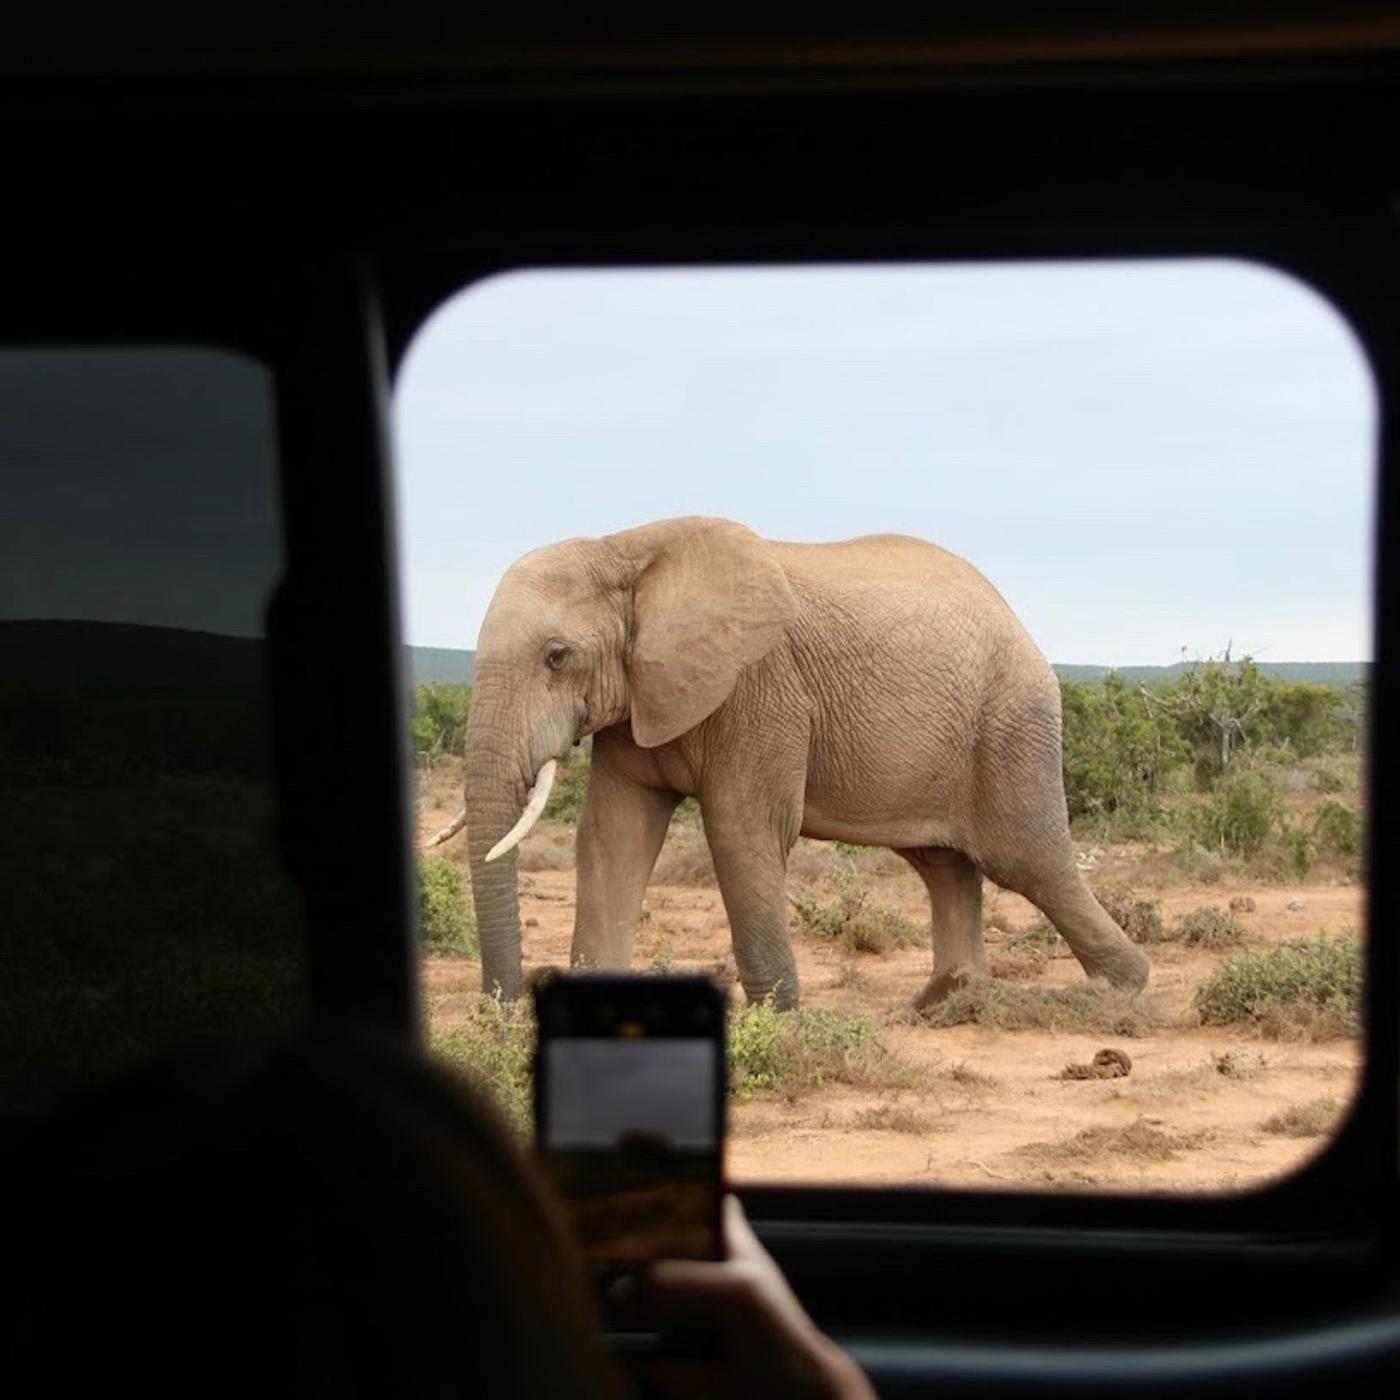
(898, 847, 985, 1010)
(993, 854, 1149, 993)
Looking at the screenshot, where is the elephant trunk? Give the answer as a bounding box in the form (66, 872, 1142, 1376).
(463, 712, 532, 1000)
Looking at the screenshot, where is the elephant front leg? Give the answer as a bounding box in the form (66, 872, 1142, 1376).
(703, 806, 801, 1010)
(571, 762, 680, 971)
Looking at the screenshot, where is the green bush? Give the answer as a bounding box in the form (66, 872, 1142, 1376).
(1277, 825, 1314, 880)
(1171, 906, 1246, 949)
(1315, 800, 1363, 858)
(728, 1000, 912, 1098)
(790, 865, 923, 954)
(431, 994, 534, 1136)
(1260, 681, 1339, 763)
(1146, 655, 1357, 789)
(1178, 770, 1281, 858)
(543, 746, 591, 822)
(1323, 682, 1367, 756)
(1193, 934, 1362, 1038)
(417, 858, 478, 955)
(432, 995, 914, 1129)
(1309, 766, 1347, 795)
(1060, 674, 1183, 829)
(411, 683, 471, 766)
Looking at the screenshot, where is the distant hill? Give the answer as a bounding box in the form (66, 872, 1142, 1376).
(402, 647, 1365, 690)
(3, 629, 1361, 692)
(407, 646, 475, 684)
(1052, 661, 1368, 687)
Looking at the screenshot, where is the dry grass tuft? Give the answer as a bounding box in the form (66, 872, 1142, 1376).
(850, 1104, 936, 1134)
(938, 1060, 1001, 1091)
(1171, 906, 1248, 949)
(1093, 882, 1166, 943)
(1016, 1117, 1208, 1165)
(1261, 1096, 1341, 1138)
(1003, 917, 1065, 955)
(830, 960, 870, 991)
(989, 952, 1047, 980)
(917, 975, 1157, 1037)
(1212, 1048, 1269, 1080)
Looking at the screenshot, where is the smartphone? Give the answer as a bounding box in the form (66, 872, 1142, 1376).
(533, 973, 725, 1271)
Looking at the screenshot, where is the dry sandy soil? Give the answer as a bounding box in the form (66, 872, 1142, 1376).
(418, 788, 1363, 1197)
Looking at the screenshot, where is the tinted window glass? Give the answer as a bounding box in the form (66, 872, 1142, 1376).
(397, 262, 1371, 1193)
(0, 348, 303, 1109)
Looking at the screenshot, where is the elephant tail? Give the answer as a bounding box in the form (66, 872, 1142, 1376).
(424, 807, 468, 849)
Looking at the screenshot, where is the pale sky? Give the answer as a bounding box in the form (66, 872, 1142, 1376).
(392, 260, 1376, 666)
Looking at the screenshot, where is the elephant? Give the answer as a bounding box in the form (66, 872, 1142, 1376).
(429, 515, 1150, 1011)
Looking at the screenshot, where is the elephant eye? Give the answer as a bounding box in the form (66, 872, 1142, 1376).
(546, 644, 571, 671)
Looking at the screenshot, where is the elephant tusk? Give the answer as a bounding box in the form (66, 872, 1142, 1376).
(485, 760, 557, 863)
(424, 808, 468, 849)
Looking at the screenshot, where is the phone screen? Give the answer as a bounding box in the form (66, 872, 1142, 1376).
(535, 977, 723, 1267)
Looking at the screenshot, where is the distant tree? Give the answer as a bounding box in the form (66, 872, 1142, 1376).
(1259, 680, 1337, 760)
(1060, 672, 1184, 827)
(412, 683, 472, 768)
(1145, 648, 1273, 788)
(1324, 681, 1368, 755)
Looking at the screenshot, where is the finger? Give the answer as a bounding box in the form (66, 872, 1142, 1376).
(721, 1194, 767, 1263)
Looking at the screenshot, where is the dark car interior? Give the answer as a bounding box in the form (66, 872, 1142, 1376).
(4, 5, 1399, 1394)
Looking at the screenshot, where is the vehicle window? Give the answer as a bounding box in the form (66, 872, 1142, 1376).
(0, 348, 304, 1110)
(395, 262, 1371, 1192)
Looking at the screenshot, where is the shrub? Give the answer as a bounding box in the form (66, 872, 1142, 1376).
(989, 952, 1046, 980)
(1315, 800, 1363, 858)
(1017, 1118, 1206, 1164)
(1277, 824, 1314, 879)
(917, 976, 1155, 1037)
(790, 865, 923, 954)
(430, 996, 918, 1133)
(411, 683, 472, 767)
(1261, 1096, 1341, 1138)
(1310, 766, 1347, 795)
(1005, 916, 1064, 953)
(1171, 906, 1247, 949)
(1060, 674, 1183, 829)
(430, 994, 534, 1136)
(417, 858, 478, 955)
(1194, 934, 1362, 1038)
(1094, 882, 1165, 943)
(543, 744, 591, 822)
(851, 1105, 933, 1133)
(1177, 770, 1281, 858)
(1148, 654, 1273, 788)
(728, 1001, 913, 1099)
(1260, 681, 1339, 763)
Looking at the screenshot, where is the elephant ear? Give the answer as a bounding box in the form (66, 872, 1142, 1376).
(621, 518, 797, 749)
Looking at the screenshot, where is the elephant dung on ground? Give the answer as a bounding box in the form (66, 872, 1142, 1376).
(429, 516, 1149, 1011)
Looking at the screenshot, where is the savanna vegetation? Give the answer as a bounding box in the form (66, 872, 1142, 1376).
(414, 650, 1367, 1192)
(413, 652, 1368, 882)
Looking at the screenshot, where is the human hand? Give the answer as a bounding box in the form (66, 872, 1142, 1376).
(626, 1195, 875, 1400)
